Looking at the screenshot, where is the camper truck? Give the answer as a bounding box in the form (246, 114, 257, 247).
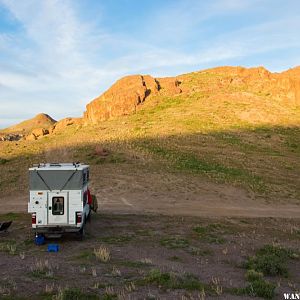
(28, 163, 92, 237)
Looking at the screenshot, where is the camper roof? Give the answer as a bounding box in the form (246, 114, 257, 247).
(29, 163, 89, 171)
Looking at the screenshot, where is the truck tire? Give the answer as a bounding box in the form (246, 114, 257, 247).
(86, 208, 92, 223)
(76, 226, 85, 240)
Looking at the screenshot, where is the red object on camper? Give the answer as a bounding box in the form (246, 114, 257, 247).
(76, 212, 82, 224)
(32, 213, 36, 225)
(87, 189, 92, 205)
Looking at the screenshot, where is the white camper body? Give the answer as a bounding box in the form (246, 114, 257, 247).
(28, 163, 91, 236)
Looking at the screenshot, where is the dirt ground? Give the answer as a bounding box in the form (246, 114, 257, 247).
(0, 165, 299, 299)
(0, 212, 299, 300)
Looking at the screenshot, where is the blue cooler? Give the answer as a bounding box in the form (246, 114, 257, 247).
(47, 244, 59, 252)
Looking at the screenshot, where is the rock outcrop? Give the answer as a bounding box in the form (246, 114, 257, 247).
(84, 75, 181, 123)
(51, 117, 82, 133)
(0, 133, 24, 141)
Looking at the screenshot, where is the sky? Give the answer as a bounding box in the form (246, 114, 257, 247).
(0, 0, 300, 128)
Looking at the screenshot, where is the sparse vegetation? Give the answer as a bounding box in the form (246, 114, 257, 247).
(98, 235, 133, 244)
(193, 224, 226, 244)
(135, 140, 265, 191)
(0, 214, 299, 298)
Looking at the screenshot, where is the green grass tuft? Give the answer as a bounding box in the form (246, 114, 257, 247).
(160, 236, 189, 249)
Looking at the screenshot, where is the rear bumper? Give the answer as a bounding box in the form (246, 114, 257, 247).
(33, 225, 81, 234)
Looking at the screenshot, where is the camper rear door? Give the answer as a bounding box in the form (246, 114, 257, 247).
(48, 191, 68, 224)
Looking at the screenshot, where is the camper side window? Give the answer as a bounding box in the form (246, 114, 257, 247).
(52, 197, 64, 215)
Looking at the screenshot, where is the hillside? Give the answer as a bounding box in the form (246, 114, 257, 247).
(83, 66, 300, 126)
(1, 113, 56, 134)
(0, 65, 300, 215)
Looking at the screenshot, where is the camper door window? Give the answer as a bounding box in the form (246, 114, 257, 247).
(52, 197, 64, 215)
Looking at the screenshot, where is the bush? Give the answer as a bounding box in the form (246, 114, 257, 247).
(244, 279, 276, 299)
(245, 245, 298, 277)
(246, 254, 288, 277)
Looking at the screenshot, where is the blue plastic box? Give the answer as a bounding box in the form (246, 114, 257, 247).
(47, 244, 59, 252)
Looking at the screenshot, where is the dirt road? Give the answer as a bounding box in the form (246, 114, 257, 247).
(2, 169, 299, 218)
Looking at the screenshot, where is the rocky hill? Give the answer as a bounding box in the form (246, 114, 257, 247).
(83, 66, 300, 124)
(0, 113, 56, 141)
(2, 65, 299, 140)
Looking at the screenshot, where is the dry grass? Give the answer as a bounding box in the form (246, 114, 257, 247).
(30, 259, 53, 278)
(211, 276, 223, 296)
(94, 246, 110, 262)
(0, 241, 17, 255)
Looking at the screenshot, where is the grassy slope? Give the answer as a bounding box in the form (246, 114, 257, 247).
(0, 70, 299, 203)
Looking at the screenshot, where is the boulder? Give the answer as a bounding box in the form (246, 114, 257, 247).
(51, 117, 82, 133)
(31, 128, 49, 138)
(25, 133, 37, 141)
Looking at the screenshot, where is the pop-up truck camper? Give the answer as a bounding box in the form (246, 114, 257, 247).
(28, 163, 94, 238)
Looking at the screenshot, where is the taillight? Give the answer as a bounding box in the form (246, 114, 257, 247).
(32, 213, 36, 225)
(76, 212, 82, 224)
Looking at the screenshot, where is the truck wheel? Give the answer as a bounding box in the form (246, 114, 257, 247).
(86, 210, 91, 223)
(76, 227, 85, 240)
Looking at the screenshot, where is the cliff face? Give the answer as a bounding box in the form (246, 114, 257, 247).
(84, 75, 181, 123)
